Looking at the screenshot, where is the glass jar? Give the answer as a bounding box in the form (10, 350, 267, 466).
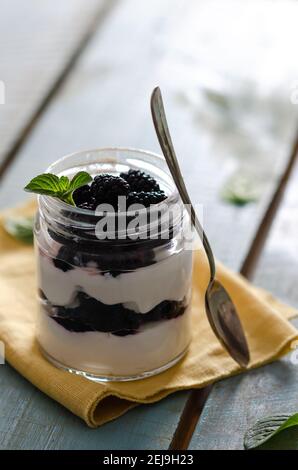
(35, 148, 193, 381)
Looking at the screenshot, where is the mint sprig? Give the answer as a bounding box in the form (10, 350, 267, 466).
(24, 171, 92, 205)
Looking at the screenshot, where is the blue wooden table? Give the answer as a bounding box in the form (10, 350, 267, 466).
(0, 0, 298, 449)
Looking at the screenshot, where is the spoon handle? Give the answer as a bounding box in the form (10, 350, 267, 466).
(151, 87, 216, 280)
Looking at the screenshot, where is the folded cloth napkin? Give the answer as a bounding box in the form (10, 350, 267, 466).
(0, 200, 297, 427)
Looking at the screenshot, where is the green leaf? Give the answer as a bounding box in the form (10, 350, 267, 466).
(244, 413, 298, 450)
(62, 172, 92, 205)
(67, 171, 92, 192)
(220, 173, 260, 206)
(24, 173, 61, 196)
(4, 215, 34, 244)
(24, 171, 92, 206)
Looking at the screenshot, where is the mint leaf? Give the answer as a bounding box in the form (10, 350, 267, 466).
(24, 171, 92, 206)
(4, 215, 34, 244)
(244, 413, 298, 450)
(24, 174, 61, 196)
(68, 171, 92, 192)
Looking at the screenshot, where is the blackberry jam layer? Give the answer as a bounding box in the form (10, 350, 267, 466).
(38, 247, 193, 314)
(41, 290, 187, 336)
(49, 219, 175, 276)
(52, 241, 156, 276)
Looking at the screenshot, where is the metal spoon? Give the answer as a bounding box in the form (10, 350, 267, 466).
(151, 86, 250, 367)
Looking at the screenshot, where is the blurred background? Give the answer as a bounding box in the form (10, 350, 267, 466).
(1, 1, 298, 450)
(0, 0, 298, 272)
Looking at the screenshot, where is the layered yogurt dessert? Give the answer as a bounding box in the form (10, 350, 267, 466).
(30, 148, 193, 381)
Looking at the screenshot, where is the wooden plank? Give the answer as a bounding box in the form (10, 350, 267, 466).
(1, 0, 298, 449)
(252, 164, 298, 308)
(189, 162, 298, 450)
(0, 0, 114, 173)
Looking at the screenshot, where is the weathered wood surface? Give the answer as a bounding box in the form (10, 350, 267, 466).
(190, 161, 298, 450)
(0, 0, 298, 449)
(0, 0, 113, 171)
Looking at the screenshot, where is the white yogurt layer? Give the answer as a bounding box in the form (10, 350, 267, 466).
(38, 247, 193, 313)
(38, 306, 192, 377)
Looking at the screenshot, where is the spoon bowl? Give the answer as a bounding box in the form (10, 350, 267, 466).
(206, 280, 250, 366)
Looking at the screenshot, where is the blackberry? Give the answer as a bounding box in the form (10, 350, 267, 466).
(120, 169, 160, 192)
(127, 190, 166, 208)
(73, 185, 91, 206)
(90, 174, 130, 210)
(73, 185, 98, 211)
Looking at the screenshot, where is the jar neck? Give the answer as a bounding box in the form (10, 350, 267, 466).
(38, 193, 186, 248)
(37, 147, 185, 248)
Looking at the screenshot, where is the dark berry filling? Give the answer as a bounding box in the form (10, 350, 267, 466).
(41, 290, 187, 336)
(52, 242, 155, 275)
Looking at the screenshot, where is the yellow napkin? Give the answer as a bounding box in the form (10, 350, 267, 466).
(0, 200, 297, 427)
